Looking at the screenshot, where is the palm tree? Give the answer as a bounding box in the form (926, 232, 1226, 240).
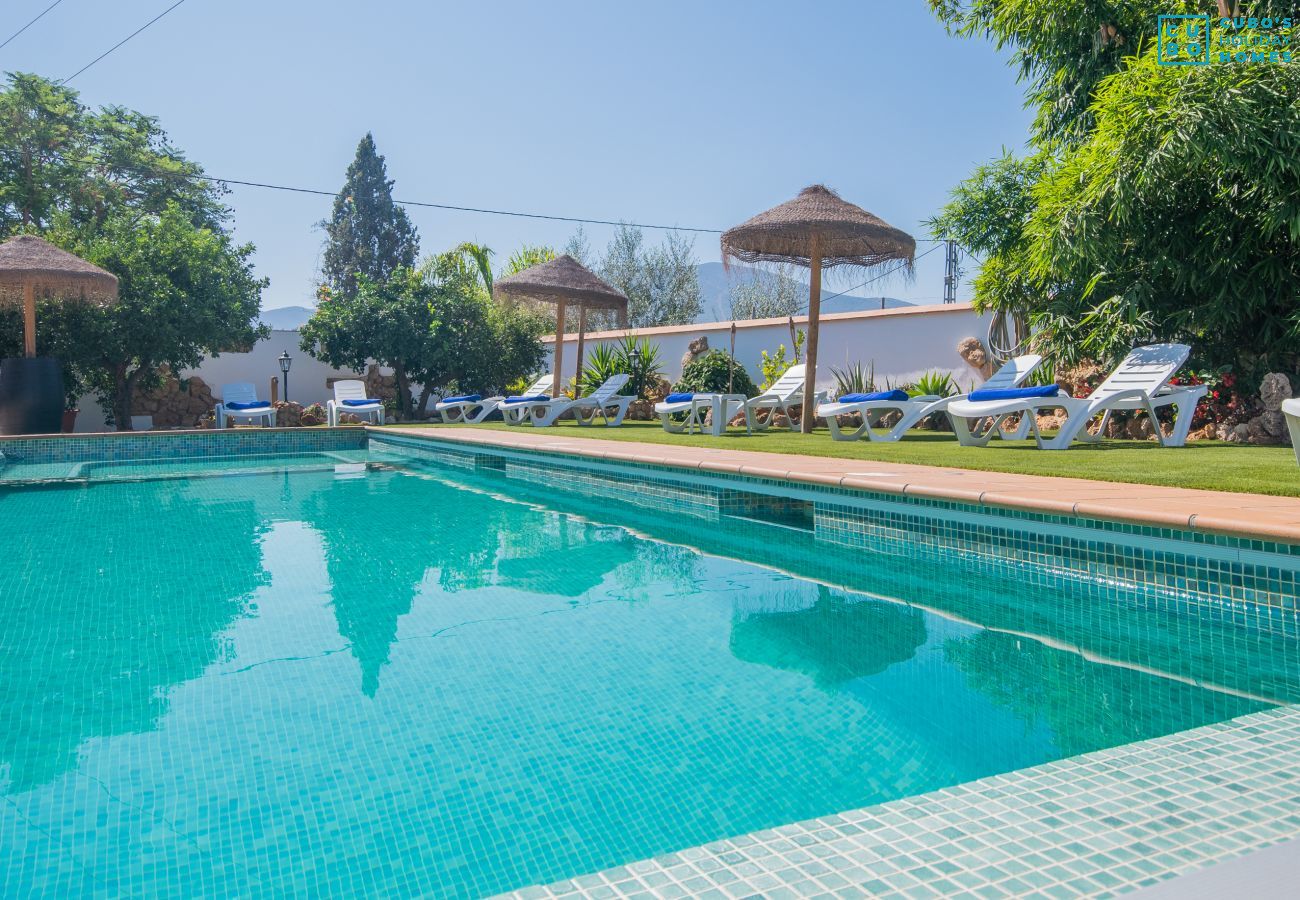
(450, 241, 495, 294)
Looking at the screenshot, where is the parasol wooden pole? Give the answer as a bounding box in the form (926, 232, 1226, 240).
(574, 304, 588, 394)
(801, 236, 822, 433)
(552, 299, 567, 397)
(728, 321, 736, 395)
(22, 282, 36, 358)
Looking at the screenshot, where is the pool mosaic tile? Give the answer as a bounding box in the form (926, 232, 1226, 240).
(2, 427, 1297, 898)
(505, 705, 1300, 899)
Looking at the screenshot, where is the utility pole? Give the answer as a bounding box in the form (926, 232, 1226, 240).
(943, 240, 960, 304)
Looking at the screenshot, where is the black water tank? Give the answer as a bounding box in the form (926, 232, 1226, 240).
(0, 357, 64, 435)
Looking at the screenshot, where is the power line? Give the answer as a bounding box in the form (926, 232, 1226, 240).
(800, 242, 945, 312)
(0, 146, 955, 241)
(0, 147, 727, 233)
(0, 0, 65, 52)
(63, 0, 190, 84)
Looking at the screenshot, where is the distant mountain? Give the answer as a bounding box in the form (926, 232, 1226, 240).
(259, 306, 314, 330)
(694, 262, 911, 324)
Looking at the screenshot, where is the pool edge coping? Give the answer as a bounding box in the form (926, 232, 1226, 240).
(371, 425, 1300, 545)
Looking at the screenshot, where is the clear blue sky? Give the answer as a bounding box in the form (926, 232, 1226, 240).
(5, 0, 1030, 309)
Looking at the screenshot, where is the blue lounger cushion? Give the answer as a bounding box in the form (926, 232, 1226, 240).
(341, 398, 382, 407)
(664, 392, 695, 403)
(837, 390, 910, 403)
(502, 394, 549, 404)
(225, 401, 270, 410)
(441, 394, 481, 404)
(967, 384, 1062, 402)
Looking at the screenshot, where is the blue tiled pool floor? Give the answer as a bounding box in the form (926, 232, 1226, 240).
(510, 705, 1300, 899)
(1, 439, 1297, 897)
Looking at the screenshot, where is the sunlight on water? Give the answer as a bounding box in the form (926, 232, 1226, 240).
(0, 454, 1292, 897)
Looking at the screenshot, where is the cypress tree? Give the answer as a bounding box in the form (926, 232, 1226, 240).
(319, 133, 418, 297)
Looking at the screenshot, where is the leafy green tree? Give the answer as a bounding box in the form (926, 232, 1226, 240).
(564, 225, 593, 268)
(0, 72, 226, 237)
(674, 349, 757, 396)
(729, 264, 802, 320)
(929, 2, 1300, 384)
(501, 243, 556, 278)
(301, 254, 547, 419)
(300, 268, 433, 420)
(599, 225, 702, 327)
(449, 241, 495, 294)
(45, 204, 267, 428)
(319, 133, 418, 298)
(412, 250, 548, 412)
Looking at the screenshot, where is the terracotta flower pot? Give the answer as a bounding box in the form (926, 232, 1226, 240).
(61, 408, 79, 433)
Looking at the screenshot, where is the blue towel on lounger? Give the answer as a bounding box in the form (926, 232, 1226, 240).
(967, 385, 1062, 402)
(341, 398, 381, 407)
(502, 394, 549, 404)
(664, 392, 695, 403)
(441, 394, 481, 404)
(225, 401, 269, 410)
(837, 390, 909, 403)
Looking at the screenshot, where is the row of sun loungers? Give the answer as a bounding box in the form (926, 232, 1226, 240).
(213, 343, 1207, 451)
(445, 343, 1202, 450)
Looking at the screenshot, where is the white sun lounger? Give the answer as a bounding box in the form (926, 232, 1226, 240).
(526, 374, 633, 428)
(327, 379, 386, 427)
(948, 343, 1207, 450)
(1283, 398, 1300, 465)
(214, 382, 275, 428)
(654, 392, 749, 434)
(816, 354, 1043, 442)
(497, 375, 563, 426)
(748, 364, 827, 431)
(436, 374, 553, 424)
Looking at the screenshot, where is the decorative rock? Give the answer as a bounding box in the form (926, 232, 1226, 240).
(956, 336, 989, 375)
(1261, 410, 1287, 438)
(275, 401, 305, 428)
(1259, 373, 1292, 412)
(627, 399, 655, 421)
(680, 336, 709, 371)
(1126, 417, 1154, 440)
(646, 377, 672, 404)
(132, 369, 218, 428)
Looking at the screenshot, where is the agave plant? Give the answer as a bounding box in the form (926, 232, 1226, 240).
(830, 361, 876, 397)
(909, 370, 958, 398)
(580, 335, 664, 398)
(581, 343, 623, 395)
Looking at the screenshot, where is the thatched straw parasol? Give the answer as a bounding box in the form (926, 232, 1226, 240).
(494, 254, 628, 397)
(0, 234, 118, 358)
(722, 185, 914, 432)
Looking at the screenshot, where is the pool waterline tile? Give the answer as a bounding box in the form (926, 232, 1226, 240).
(383, 425, 1300, 544)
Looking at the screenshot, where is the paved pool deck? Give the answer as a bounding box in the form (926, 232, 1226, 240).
(377, 426, 1300, 544)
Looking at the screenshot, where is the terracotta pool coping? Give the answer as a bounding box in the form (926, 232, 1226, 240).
(375, 426, 1300, 544)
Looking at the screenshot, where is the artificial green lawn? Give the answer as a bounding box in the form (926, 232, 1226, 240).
(388, 420, 1300, 498)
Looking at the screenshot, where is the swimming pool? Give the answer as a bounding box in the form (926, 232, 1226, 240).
(1, 433, 1296, 897)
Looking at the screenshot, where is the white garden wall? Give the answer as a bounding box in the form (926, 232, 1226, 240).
(72, 305, 991, 431)
(545, 303, 991, 392)
(73, 330, 375, 432)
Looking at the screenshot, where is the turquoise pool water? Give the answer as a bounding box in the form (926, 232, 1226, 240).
(1, 448, 1294, 897)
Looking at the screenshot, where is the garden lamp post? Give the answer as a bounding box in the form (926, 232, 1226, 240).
(722, 186, 914, 433)
(279, 350, 292, 402)
(629, 343, 643, 397)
